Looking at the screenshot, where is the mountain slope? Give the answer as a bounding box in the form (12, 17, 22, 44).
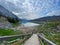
(30, 15, 60, 23)
(0, 5, 19, 23)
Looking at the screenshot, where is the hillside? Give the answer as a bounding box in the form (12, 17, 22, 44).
(0, 16, 12, 28)
(0, 5, 20, 23)
(30, 15, 60, 23)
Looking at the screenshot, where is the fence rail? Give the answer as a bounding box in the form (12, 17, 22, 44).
(0, 33, 32, 45)
(38, 33, 56, 45)
(0, 33, 32, 40)
(0, 33, 57, 45)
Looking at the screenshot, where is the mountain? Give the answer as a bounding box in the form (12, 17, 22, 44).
(30, 15, 60, 23)
(0, 5, 20, 23)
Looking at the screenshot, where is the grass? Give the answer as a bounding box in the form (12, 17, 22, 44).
(0, 28, 23, 45)
(37, 22, 60, 45)
(0, 28, 22, 36)
(45, 32, 60, 45)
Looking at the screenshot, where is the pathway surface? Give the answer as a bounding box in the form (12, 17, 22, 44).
(24, 34, 40, 45)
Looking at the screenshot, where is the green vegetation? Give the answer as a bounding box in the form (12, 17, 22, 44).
(7, 17, 19, 23)
(37, 22, 60, 31)
(37, 22, 60, 45)
(0, 28, 23, 45)
(44, 31, 60, 45)
(0, 28, 22, 36)
(12, 23, 20, 27)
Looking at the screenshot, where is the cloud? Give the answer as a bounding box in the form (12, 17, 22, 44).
(46, 10, 60, 16)
(0, 0, 60, 20)
(24, 13, 40, 20)
(6, 0, 17, 5)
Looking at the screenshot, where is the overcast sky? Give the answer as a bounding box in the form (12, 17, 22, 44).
(0, 0, 60, 20)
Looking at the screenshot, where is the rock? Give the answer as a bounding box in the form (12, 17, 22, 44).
(0, 17, 12, 28)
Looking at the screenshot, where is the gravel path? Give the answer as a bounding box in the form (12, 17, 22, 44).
(24, 34, 40, 45)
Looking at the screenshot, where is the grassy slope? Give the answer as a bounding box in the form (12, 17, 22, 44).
(37, 22, 60, 45)
(0, 16, 21, 36)
(0, 28, 22, 36)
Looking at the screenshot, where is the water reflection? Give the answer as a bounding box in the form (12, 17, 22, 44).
(23, 22, 39, 27)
